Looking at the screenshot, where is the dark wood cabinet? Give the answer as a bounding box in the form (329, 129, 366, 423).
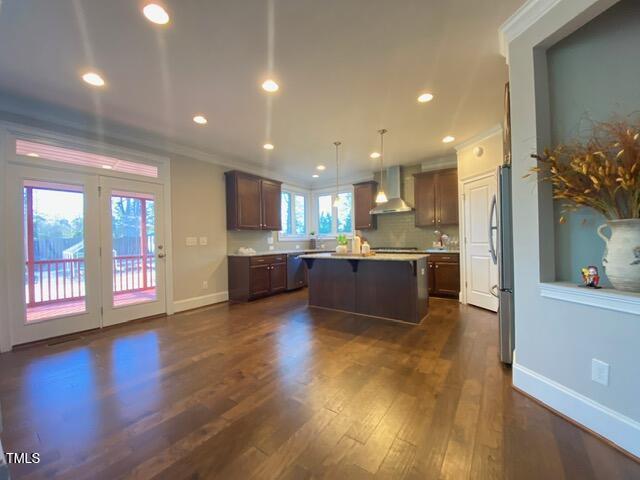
(435, 169, 459, 225)
(250, 264, 271, 296)
(414, 173, 436, 227)
(261, 179, 282, 230)
(414, 169, 458, 227)
(225, 171, 282, 231)
(269, 262, 287, 293)
(229, 254, 288, 302)
(427, 253, 460, 298)
(353, 181, 378, 230)
(427, 261, 436, 295)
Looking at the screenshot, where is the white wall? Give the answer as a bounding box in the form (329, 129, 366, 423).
(456, 128, 503, 181)
(504, 0, 640, 457)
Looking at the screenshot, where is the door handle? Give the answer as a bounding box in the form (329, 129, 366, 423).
(489, 194, 498, 265)
(158, 253, 166, 259)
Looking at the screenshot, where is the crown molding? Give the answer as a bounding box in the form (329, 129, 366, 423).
(499, 0, 562, 62)
(454, 124, 503, 152)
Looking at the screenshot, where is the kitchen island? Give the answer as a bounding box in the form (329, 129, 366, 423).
(299, 252, 429, 324)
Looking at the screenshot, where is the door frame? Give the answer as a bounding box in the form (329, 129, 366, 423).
(458, 169, 498, 306)
(0, 122, 174, 350)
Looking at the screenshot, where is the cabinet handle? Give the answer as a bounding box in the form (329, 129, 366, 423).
(435, 265, 439, 269)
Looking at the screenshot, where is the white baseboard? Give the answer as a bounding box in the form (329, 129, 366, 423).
(513, 360, 640, 458)
(173, 291, 228, 313)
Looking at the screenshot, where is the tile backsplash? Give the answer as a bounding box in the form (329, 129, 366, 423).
(227, 230, 311, 254)
(227, 212, 458, 254)
(360, 212, 458, 249)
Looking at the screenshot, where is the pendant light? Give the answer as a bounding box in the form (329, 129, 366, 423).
(375, 129, 388, 204)
(333, 141, 342, 208)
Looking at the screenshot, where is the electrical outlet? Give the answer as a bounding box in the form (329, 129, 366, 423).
(268, 245, 274, 251)
(591, 358, 609, 386)
(186, 237, 197, 246)
(267, 235, 274, 245)
(199, 236, 208, 246)
(202, 280, 208, 289)
(295, 244, 300, 249)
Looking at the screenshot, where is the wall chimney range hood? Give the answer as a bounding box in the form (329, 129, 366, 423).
(369, 166, 413, 215)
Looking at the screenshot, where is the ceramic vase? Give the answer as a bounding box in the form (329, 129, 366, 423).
(597, 219, 640, 292)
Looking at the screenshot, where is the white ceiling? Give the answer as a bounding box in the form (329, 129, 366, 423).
(0, 0, 523, 186)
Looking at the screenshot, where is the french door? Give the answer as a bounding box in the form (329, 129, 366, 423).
(7, 164, 166, 345)
(99, 177, 166, 326)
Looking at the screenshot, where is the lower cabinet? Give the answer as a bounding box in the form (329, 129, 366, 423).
(229, 254, 287, 302)
(428, 253, 460, 298)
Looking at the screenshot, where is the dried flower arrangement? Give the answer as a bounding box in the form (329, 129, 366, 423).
(528, 118, 640, 222)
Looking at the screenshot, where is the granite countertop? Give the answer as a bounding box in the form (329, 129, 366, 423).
(228, 249, 332, 257)
(374, 249, 460, 254)
(299, 252, 429, 262)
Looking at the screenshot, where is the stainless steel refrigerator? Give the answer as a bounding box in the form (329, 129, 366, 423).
(490, 164, 515, 364)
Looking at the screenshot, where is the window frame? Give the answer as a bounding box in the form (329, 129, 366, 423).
(277, 185, 310, 241)
(311, 186, 354, 239)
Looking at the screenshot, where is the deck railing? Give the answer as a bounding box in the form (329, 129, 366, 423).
(25, 255, 155, 306)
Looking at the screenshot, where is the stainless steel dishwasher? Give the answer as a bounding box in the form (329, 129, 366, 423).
(286, 253, 308, 290)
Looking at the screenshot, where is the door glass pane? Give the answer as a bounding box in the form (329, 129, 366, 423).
(24, 182, 86, 323)
(111, 191, 157, 307)
(294, 194, 306, 235)
(336, 192, 353, 233)
(318, 195, 333, 235)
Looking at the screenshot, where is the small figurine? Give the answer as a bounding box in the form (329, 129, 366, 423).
(580, 266, 601, 288)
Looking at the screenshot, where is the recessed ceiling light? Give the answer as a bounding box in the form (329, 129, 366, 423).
(312, 174, 319, 178)
(442, 135, 455, 144)
(193, 115, 207, 125)
(27, 152, 39, 157)
(261, 79, 279, 93)
(263, 143, 274, 150)
(370, 152, 381, 159)
(142, 4, 170, 25)
(418, 93, 434, 103)
(102, 165, 113, 170)
(82, 72, 105, 87)
(316, 165, 326, 171)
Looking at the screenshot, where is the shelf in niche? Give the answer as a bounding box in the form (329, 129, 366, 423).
(539, 282, 640, 316)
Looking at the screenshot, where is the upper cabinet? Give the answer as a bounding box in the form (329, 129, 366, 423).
(413, 169, 458, 227)
(225, 171, 282, 231)
(353, 181, 378, 230)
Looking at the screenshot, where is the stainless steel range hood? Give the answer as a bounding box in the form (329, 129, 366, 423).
(369, 166, 413, 215)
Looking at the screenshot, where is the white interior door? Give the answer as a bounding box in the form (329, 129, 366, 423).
(463, 174, 499, 311)
(7, 164, 101, 345)
(99, 177, 166, 326)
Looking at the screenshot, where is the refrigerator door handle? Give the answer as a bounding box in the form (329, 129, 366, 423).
(489, 194, 498, 265)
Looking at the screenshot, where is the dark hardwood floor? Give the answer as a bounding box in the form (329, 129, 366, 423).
(0, 290, 638, 479)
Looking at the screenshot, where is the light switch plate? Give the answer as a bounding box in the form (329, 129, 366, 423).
(199, 236, 208, 246)
(186, 237, 197, 246)
(591, 358, 609, 386)
(267, 235, 274, 245)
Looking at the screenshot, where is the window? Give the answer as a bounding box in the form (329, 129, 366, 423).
(315, 191, 353, 237)
(318, 194, 333, 235)
(280, 190, 307, 238)
(16, 139, 159, 178)
(281, 192, 291, 235)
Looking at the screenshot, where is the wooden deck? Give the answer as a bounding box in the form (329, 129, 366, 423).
(26, 289, 157, 322)
(1, 290, 638, 479)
